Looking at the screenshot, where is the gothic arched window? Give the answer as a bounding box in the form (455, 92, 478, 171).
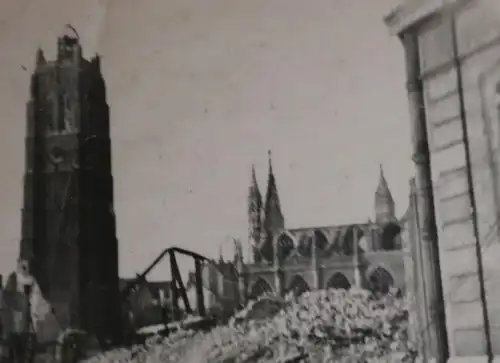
(249, 278, 273, 299)
(368, 267, 394, 295)
(297, 234, 312, 257)
(287, 275, 310, 297)
(380, 222, 401, 250)
(314, 230, 329, 251)
(340, 228, 355, 256)
(328, 229, 343, 255)
(277, 233, 295, 261)
(326, 273, 351, 290)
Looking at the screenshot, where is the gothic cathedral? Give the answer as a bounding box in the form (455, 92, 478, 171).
(240, 152, 409, 300)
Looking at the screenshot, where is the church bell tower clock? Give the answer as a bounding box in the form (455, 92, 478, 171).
(21, 25, 122, 344)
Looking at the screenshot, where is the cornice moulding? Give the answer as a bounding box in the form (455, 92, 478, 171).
(384, 0, 464, 36)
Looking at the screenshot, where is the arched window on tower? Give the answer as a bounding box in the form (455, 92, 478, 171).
(249, 278, 273, 299)
(380, 222, 401, 250)
(287, 275, 310, 297)
(368, 267, 394, 296)
(314, 230, 329, 251)
(326, 272, 351, 290)
(277, 232, 295, 261)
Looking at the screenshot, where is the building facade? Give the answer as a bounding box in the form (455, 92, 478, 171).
(20, 27, 122, 343)
(234, 153, 411, 302)
(385, 0, 500, 361)
(119, 279, 172, 328)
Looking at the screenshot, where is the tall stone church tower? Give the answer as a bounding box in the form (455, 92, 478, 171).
(21, 27, 122, 343)
(247, 151, 285, 263)
(262, 151, 285, 239)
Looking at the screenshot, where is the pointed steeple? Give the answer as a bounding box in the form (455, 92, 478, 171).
(233, 238, 244, 267)
(248, 164, 263, 247)
(409, 177, 417, 195)
(263, 150, 284, 235)
(376, 165, 393, 199)
(218, 244, 224, 263)
(249, 165, 261, 203)
(35, 48, 46, 68)
(375, 164, 396, 224)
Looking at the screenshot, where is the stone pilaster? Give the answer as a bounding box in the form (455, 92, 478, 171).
(236, 263, 246, 306)
(273, 234, 284, 296)
(353, 227, 362, 288)
(400, 27, 449, 363)
(311, 234, 320, 290)
(217, 263, 225, 301)
(384, 0, 500, 361)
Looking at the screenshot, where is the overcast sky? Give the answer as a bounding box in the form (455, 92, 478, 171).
(0, 0, 412, 280)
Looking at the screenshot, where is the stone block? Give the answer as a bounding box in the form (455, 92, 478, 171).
(453, 328, 487, 357)
(482, 245, 500, 279)
(423, 67, 458, 103)
(442, 246, 478, 277)
(449, 273, 481, 304)
(455, 0, 500, 58)
(425, 92, 461, 127)
(436, 167, 469, 202)
(418, 17, 454, 74)
(487, 305, 500, 330)
(431, 120, 463, 153)
(489, 327, 500, 356)
(431, 142, 467, 178)
(440, 218, 475, 251)
(438, 193, 471, 226)
(448, 356, 488, 363)
(460, 40, 500, 108)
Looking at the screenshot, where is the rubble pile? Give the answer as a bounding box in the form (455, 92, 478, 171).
(82, 288, 417, 363)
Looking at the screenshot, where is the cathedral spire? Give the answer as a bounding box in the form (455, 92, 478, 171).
(376, 165, 391, 197)
(251, 164, 260, 194)
(218, 244, 224, 263)
(248, 164, 263, 243)
(233, 238, 244, 264)
(375, 164, 395, 224)
(35, 48, 46, 68)
(268, 150, 273, 174)
(263, 150, 284, 235)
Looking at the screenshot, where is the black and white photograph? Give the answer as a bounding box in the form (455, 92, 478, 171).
(0, 0, 499, 362)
